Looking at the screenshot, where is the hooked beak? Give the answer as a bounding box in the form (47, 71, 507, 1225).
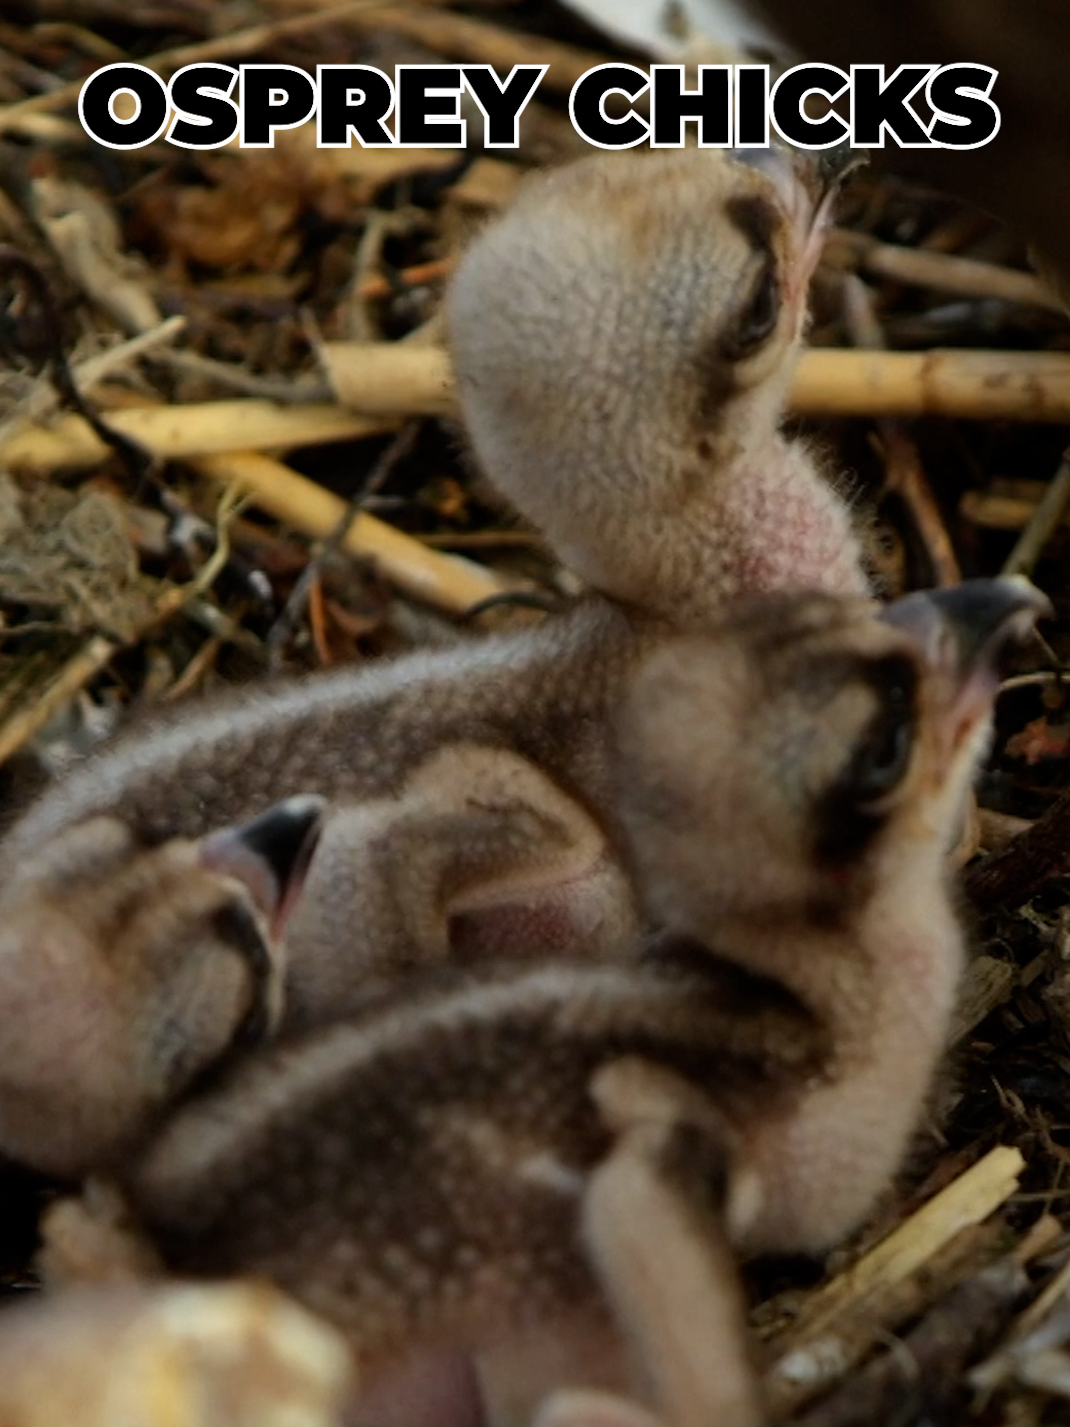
(731, 142, 861, 210)
(198, 794, 325, 1041)
(201, 794, 326, 942)
(812, 142, 868, 200)
(881, 577, 1050, 675)
(881, 577, 1051, 763)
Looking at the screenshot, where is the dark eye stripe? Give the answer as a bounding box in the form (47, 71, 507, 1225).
(725, 192, 780, 253)
(720, 192, 783, 362)
(811, 655, 919, 865)
(720, 260, 780, 362)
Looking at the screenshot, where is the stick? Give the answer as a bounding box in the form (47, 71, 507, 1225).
(0, 0, 448, 135)
(339, 7, 616, 96)
(317, 342, 1070, 424)
(152, 351, 332, 405)
(949, 956, 1018, 1042)
(793, 348, 1070, 421)
(358, 258, 454, 302)
(969, 1248, 1070, 1396)
(13, 347, 1070, 482)
(765, 1145, 1024, 1413)
(966, 783, 1070, 908)
(0, 400, 389, 471)
(881, 428, 961, 584)
(16, 345, 1070, 478)
(0, 315, 187, 451)
(841, 274, 961, 585)
(764, 1222, 1007, 1417)
(781, 1146, 1024, 1341)
(792, 1260, 1027, 1427)
(266, 420, 420, 663)
(827, 229, 1065, 312)
(1002, 444, 1070, 576)
(191, 451, 510, 613)
(70, 317, 189, 394)
(976, 808, 1033, 852)
(0, 635, 117, 768)
(321, 342, 455, 415)
(960, 490, 1052, 532)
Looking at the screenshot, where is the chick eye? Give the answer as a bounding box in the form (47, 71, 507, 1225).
(721, 262, 780, 362)
(847, 665, 916, 805)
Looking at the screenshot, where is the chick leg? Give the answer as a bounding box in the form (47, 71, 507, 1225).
(581, 1059, 765, 1427)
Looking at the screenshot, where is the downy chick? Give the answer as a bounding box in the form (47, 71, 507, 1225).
(0, 147, 861, 1037)
(612, 577, 1049, 1254)
(0, 795, 323, 1177)
(63, 579, 1042, 1427)
(0, 613, 644, 1033)
(446, 145, 869, 620)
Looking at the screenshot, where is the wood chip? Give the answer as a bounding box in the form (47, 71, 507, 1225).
(765, 1146, 1025, 1412)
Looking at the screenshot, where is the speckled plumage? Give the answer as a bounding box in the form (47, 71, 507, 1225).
(0, 149, 869, 1046)
(47, 582, 1045, 1427)
(0, 797, 321, 1176)
(0, 601, 645, 1031)
(122, 959, 814, 1349)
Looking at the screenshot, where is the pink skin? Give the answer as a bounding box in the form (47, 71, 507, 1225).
(447, 146, 872, 622)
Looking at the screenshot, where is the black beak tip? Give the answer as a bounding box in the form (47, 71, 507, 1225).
(730, 140, 865, 199)
(815, 143, 868, 195)
(237, 794, 327, 893)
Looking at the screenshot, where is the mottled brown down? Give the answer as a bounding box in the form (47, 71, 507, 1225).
(51, 582, 1041, 1427)
(0, 797, 321, 1177)
(0, 148, 868, 1051)
(0, 601, 643, 1034)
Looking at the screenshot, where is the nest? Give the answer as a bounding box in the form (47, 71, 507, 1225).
(2, 2, 1070, 1423)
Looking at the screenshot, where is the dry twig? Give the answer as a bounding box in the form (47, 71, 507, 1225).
(826, 229, 1065, 312)
(966, 786, 1070, 908)
(0, 0, 451, 135)
(765, 1146, 1024, 1413)
(316, 342, 1070, 424)
(0, 400, 390, 471)
(192, 450, 510, 614)
(266, 420, 421, 662)
(1002, 445, 1070, 577)
(841, 272, 961, 586)
(792, 1260, 1027, 1427)
(0, 314, 186, 451)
